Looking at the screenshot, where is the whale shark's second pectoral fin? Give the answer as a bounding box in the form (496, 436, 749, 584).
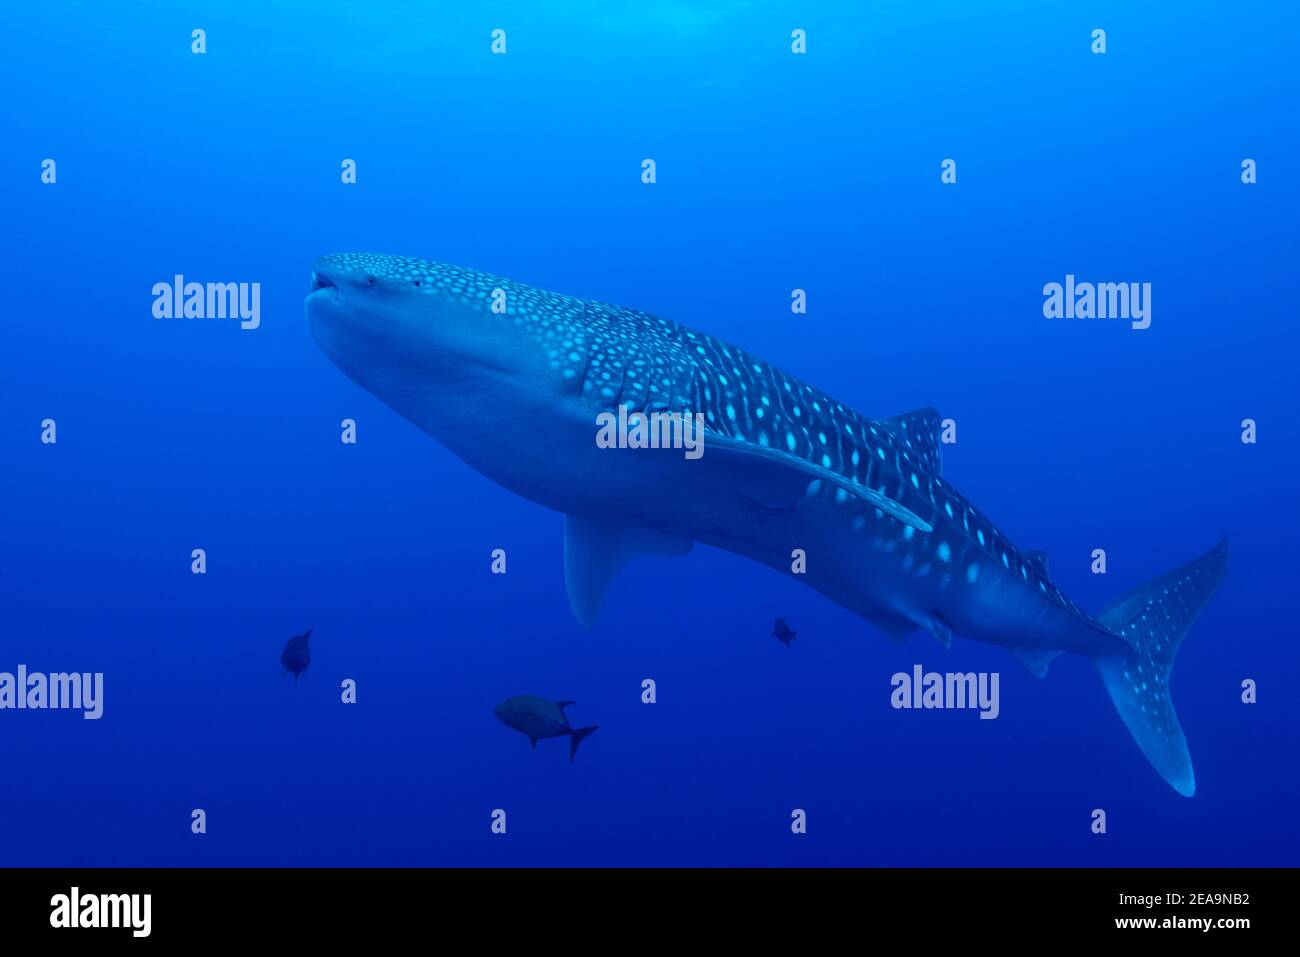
(563, 514, 693, 628)
(702, 433, 932, 533)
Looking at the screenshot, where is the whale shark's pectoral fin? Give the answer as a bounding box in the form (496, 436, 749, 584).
(703, 433, 932, 533)
(563, 514, 693, 628)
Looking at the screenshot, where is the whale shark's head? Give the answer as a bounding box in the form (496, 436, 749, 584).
(309, 253, 530, 386)
(306, 253, 585, 429)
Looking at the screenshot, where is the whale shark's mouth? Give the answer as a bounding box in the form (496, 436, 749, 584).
(308, 271, 339, 302)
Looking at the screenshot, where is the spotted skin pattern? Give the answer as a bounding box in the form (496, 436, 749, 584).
(314, 254, 1103, 638)
(1092, 538, 1228, 796)
(308, 253, 1228, 796)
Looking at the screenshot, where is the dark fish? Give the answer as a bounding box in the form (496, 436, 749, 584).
(493, 695, 598, 762)
(281, 628, 313, 681)
(773, 617, 796, 647)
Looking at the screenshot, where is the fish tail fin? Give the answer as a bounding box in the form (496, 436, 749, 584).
(1091, 537, 1228, 797)
(568, 725, 598, 763)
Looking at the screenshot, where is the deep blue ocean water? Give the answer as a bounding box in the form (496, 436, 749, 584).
(1, 2, 1296, 866)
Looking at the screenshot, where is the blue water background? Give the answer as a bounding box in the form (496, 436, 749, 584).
(1, 2, 1296, 865)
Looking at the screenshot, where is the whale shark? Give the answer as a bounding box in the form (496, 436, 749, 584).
(306, 252, 1227, 797)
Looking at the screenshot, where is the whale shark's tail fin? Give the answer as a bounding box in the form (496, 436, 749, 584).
(1091, 537, 1228, 797)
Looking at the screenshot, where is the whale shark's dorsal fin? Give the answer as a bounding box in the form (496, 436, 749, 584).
(563, 514, 693, 628)
(880, 407, 943, 476)
(704, 432, 933, 533)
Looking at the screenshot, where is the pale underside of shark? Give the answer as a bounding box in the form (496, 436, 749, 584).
(306, 253, 1228, 797)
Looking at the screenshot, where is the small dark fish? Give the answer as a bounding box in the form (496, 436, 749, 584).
(281, 628, 313, 681)
(493, 695, 598, 762)
(773, 617, 796, 648)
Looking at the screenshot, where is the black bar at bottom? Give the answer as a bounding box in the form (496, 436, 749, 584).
(0, 867, 1277, 942)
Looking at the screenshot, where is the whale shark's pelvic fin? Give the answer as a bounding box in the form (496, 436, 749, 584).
(1011, 647, 1062, 678)
(870, 611, 916, 645)
(1092, 536, 1228, 797)
(880, 407, 943, 476)
(563, 514, 693, 628)
(922, 613, 953, 649)
(703, 432, 933, 533)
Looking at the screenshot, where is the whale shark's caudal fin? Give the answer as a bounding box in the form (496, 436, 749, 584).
(1091, 537, 1228, 797)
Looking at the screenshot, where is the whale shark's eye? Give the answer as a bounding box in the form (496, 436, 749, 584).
(413, 280, 421, 287)
(367, 275, 376, 285)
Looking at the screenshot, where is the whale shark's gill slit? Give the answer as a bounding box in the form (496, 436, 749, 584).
(574, 307, 594, 397)
(688, 371, 705, 421)
(611, 367, 629, 408)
